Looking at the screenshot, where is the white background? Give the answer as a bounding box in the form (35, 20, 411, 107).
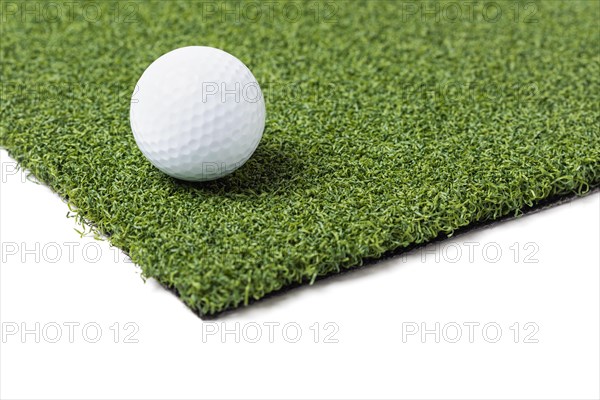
(1, 148, 599, 400)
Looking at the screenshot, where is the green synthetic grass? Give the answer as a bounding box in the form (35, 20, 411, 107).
(1, 0, 599, 317)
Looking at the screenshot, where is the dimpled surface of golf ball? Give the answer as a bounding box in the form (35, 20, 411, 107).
(130, 46, 266, 181)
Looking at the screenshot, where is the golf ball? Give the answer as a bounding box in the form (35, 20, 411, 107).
(130, 46, 266, 181)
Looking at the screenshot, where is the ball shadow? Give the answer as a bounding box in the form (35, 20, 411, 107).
(173, 141, 306, 196)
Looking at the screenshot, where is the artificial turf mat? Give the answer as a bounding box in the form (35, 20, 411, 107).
(1, 0, 599, 317)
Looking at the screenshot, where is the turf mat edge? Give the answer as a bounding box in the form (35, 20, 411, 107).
(197, 187, 599, 319)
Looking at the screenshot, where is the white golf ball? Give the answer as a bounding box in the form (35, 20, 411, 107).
(130, 46, 266, 181)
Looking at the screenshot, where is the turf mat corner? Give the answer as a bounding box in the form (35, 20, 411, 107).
(1, 0, 599, 317)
